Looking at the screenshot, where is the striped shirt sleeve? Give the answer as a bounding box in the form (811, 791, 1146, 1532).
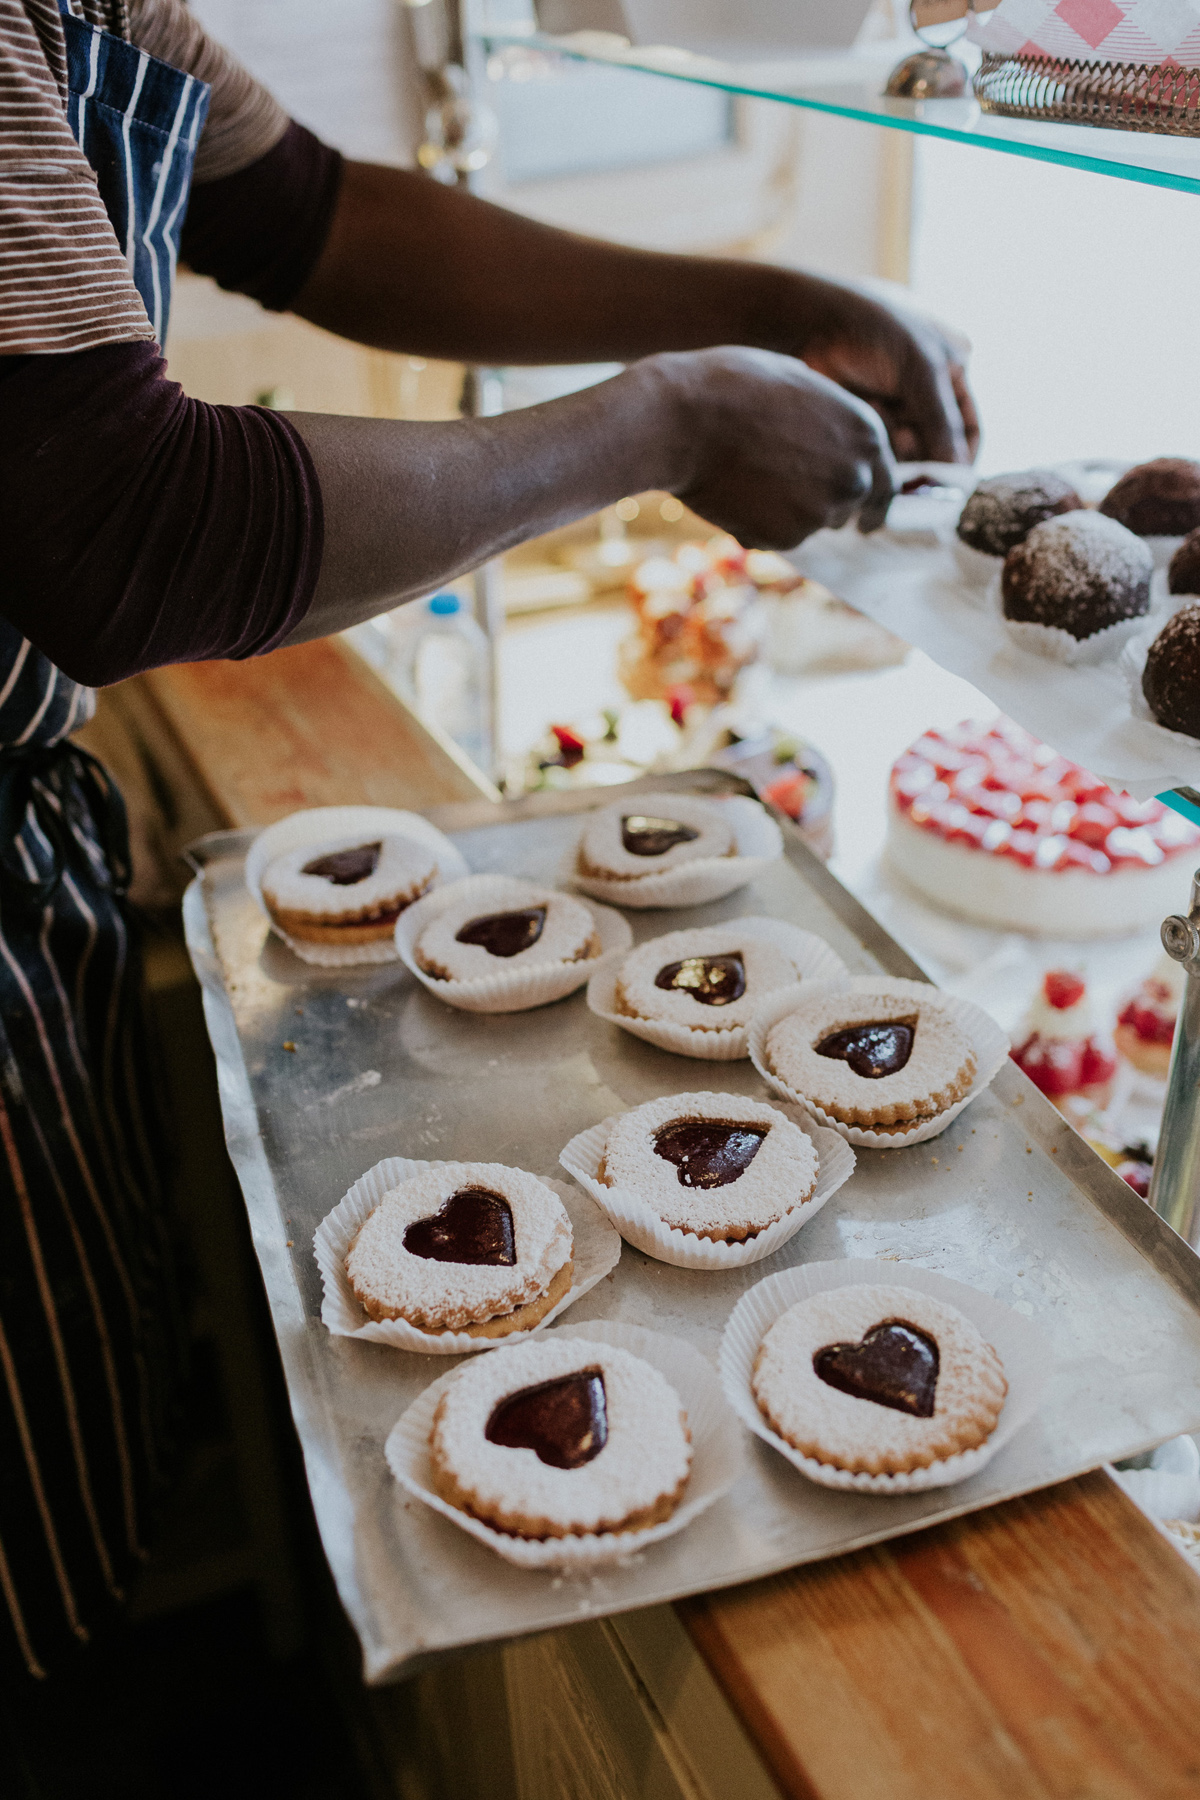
(0, 2, 154, 353)
(127, 0, 289, 183)
(1, 0, 292, 356)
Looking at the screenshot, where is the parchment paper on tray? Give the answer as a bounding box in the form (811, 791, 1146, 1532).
(792, 523, 1200, 799)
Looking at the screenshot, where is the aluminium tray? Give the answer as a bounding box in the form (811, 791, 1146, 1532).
(183, 772, 1200, 1683)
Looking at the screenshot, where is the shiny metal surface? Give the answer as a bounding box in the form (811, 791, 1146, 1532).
(184, 778, 1200, 1684)
(1150, 869, 1200, 1246)
(883, 48, 969, 99)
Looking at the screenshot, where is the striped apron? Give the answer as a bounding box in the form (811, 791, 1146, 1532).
(0, 5, 208, 1680)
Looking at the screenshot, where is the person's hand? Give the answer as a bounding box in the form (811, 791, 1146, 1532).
(772, 274, 979, 467)
(650, 345, 895, 549)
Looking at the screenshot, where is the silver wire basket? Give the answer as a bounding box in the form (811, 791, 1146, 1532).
(974, 49, 1200, 135)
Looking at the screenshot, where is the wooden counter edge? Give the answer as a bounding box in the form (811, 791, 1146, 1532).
(678, 1467, 1200, 1800)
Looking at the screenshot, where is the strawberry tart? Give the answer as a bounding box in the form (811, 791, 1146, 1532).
(1114, 956, 1184, 1078)
(1011, 971, 1117, 1112)
(887, 718, 1200, 937)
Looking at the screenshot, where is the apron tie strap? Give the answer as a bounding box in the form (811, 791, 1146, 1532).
(0, 743, 132, 909)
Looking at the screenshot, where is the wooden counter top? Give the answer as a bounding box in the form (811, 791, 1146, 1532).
(92, 640, 1200, 1800)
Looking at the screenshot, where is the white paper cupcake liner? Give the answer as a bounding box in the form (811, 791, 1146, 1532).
(1144, 534, 1184, 572)
(719, 1259, 1050, 1494)
(567, 795, 783, 911)
(314, 1157, 621, 1353)
(585, 918, 848, 1062)
(1002, 610, 1149, 668)
(748, 976, 1010, 1149)
(393, 874, 632, 1013)
(1120, 629, 1200, 752)
(883, 466, 968, 544)
(951, 536, 1002, 590)
(384, 1320, 744, 1568)
(559, 1108, 855, 1270)
(1110, 1436, 1200, 1524)
(245, 806, 469, 968)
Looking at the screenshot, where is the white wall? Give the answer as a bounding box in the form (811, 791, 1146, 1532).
(910, 137, 1200, 473)
(190, 0, 423, 164)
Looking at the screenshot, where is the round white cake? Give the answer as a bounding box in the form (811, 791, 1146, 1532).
(887, 719, 1200, 937)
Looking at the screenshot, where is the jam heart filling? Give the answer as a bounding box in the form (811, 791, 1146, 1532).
(815, 1019, 915, 1079)
(654, 952, 746, 1006)
(621, 814, 701, 857)
(485, 1368, 608, 1469)
(402, 1187, 516, 1265)
(302, 841, 382, 885)
(653, 1119, 768, 1188)
(455, 907, 547, 958)
(813, 1320, 939, 1418)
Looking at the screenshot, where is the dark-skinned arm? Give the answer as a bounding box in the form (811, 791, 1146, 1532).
(293, 160, 978, 464)
(286, 346, 894, 642)
(282, 159, 974, 642)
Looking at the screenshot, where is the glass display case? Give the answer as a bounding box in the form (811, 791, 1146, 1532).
(408, 1, 1200, 1240)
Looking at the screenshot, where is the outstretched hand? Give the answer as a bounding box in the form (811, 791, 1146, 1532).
(779, 276, 980, 468)
(654, 345, 897, 549)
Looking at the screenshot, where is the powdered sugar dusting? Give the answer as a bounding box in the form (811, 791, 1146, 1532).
(431, 1338, 692, 1535)
(416, 884, 596, 981)
(1016, 511, 1150, 598)
(602, 1091, 818, 1239)
(766, 990, 976, 1127)
(615, 925, 799, 1031)
(578, 793, 734, 881)
(1144, 603, 1200, 737)
(752, 1284, 1007, 1474)
(346, 1163, 571, 1329)
(957, 469, 1080, 556)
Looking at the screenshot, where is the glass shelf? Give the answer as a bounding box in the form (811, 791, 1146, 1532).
(483, 30, 1200, 196)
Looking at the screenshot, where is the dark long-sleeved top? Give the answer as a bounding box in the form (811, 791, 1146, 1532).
(1, 0, 345, 680)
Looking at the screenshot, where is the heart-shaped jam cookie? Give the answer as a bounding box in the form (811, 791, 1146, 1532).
(455, 907, 547, 958)
(813, 1320, 938, 1418)
(621, 815, 701, 857)
(485, 1368, 608, 1469)
(653, 1119, 767, 1189)
(654, 952, 745, 1006)
(302, 841, 382, 885)
(403, 1186, 517, 1265)
(816, 1020, 915, 1079)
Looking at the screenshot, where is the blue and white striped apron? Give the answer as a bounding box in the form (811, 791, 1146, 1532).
(0, 3, 208, 1680)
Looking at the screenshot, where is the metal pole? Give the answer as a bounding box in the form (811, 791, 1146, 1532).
(1148, 867, 1200, 1247)
(405, 0, 505, 783)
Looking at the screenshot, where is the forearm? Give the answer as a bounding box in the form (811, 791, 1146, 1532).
(287, 359, 689, 640)
(291, 344, 893, 645)
(292, 160, 809, 366)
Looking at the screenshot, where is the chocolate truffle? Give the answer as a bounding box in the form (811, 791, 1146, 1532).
(956, 470, 1082, 558)
(1168, 527, 1200, 596)
(1142, 605, 1200, 738)
(1002, 511, 1151, 640)
(1100, 458, 1200, 538)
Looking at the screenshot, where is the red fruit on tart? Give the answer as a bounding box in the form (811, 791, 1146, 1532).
(887, 717, 1200, 936)
(1114, 956, 1184, 1078)
(1012, 969, 1117, 1111)
(1115, 1151, 1154, 1199)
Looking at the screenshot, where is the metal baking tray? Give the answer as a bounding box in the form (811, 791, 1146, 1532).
(183, 773, 1200, 1683)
